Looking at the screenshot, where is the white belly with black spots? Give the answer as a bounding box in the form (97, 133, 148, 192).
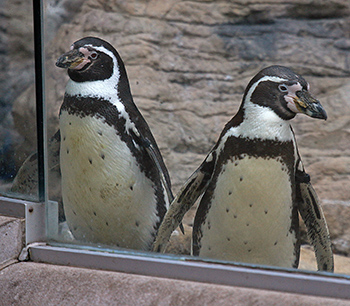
(197, 155, 297, 268)
(60, 111, 160, 250)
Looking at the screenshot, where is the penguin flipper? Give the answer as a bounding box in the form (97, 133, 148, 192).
(152, 151, 217, 253)
(129, 127, 173, 202)
(143, 137, 174, 202)
(142, 134, 185, 235)
(296, 167, 334, 272)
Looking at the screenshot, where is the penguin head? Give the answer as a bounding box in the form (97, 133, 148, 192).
(242, 65, 327, 121)
(56, 37, 126, 83)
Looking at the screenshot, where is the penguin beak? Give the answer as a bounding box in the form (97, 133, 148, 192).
(293, 90, 327, 120)
(56, 49, 88, 70)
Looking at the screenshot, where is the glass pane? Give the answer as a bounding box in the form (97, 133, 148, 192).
(0, 1, 38, 201)
(39, 0, 350, 277)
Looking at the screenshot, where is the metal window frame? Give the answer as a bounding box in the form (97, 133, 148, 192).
(2, 0, 350, 301)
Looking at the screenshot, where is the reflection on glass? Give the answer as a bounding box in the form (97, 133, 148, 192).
(0, 1, 38, 201)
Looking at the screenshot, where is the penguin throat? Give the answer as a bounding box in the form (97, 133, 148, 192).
(238, 101, 293, 142)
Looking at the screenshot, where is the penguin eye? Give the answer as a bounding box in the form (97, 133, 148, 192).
(90, 51, 98, 59)
(278, 84, 288, 93)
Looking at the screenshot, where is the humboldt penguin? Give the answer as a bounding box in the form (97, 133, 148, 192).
(56, 37, 172, 250)
(153, 65, 333, 271)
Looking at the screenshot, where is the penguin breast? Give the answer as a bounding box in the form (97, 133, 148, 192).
(59, 110, 160, 250)
(197, 155, 298, 268)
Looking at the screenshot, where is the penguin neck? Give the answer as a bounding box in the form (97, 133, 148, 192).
(65, 72, 120, 104)
(63, 67, 138, 136)
(228, 100, 293, 142)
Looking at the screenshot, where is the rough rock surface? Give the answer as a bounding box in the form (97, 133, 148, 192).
(3, 0, 350, 269)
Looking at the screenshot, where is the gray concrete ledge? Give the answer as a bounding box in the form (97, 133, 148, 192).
(0, 216, 24, 266)
(1, 215, 349, 305)
(0, 262, 349, 306)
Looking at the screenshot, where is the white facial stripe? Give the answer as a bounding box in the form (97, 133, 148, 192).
(65, 44, 137, 135)
(245, 75, 289, 107)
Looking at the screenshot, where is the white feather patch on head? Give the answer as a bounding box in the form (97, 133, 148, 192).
(246, 75, 289, 100)
(64, 45, 137, 134)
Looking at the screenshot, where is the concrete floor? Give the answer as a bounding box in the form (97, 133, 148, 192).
(1, 215, 350, 306)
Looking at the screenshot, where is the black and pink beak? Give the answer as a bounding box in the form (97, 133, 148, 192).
(284, 83, 327, 120)
(293, 89, 327, 120)
(56, 48, 91, 70)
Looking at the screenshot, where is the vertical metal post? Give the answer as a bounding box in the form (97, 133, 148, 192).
(32, 0, 47, 203)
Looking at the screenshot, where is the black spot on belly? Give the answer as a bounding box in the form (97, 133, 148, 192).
(246, 223, 250, 227)
(93, 211, 97, 216)
(97, 131, 103, 136)
(72, 210, 77, 216)
(89, 158, 92, 164)
(226, 208, 229, 213)
(208, 246, 211, 251)
(101, 153, 105, 160)
(207, 221, 211, 230)
(228, 191, 232, 195)
(249, 203, 253, 207)
(244, 241, 248, 245)
(130, 185, 133, 191)
(227, 237, 230, 241)
(240, 176, 243, 181)
(234, 215, 237, 219)
(63, 136, 66, 141)
(106, 221, 109, 226)
(248, 249, 252, 252)
(264, 209, 268, 214)
(135, 221, 140, 227)
(67, 149, 70, 154)
(274, 241, 278, 246)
